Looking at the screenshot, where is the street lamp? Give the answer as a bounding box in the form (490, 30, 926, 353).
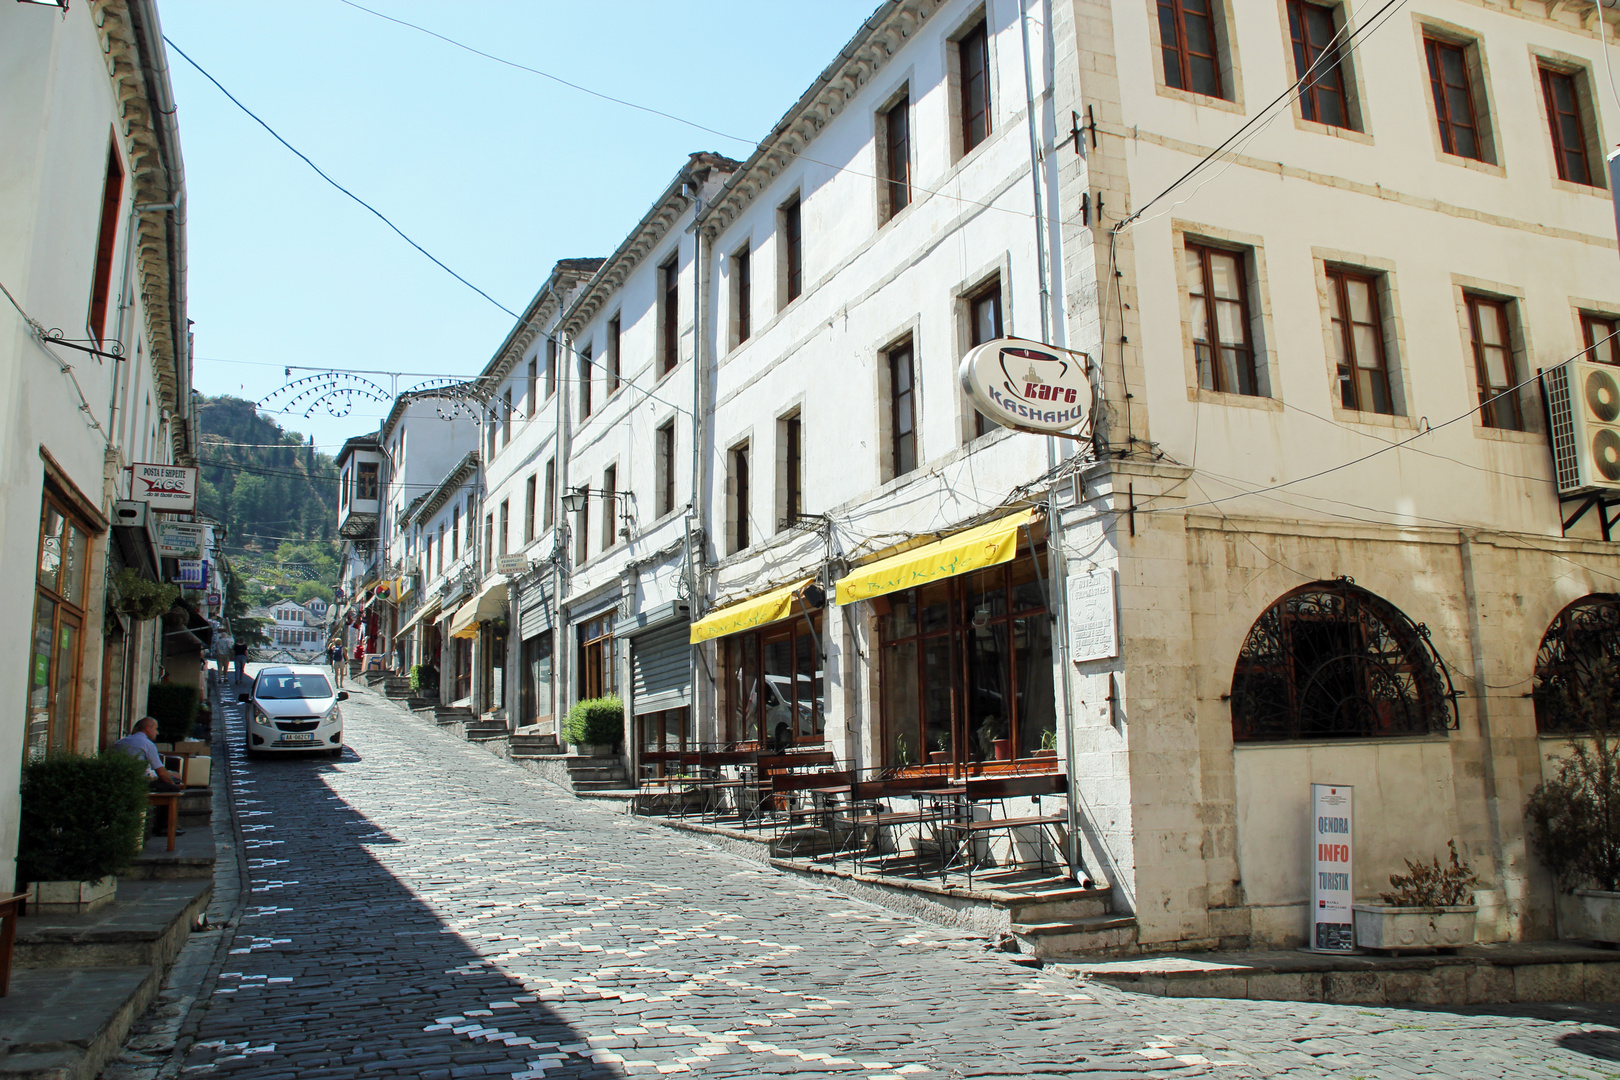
(561, 486, 590, 515)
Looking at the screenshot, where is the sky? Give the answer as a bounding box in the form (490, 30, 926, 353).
(161, 0, 882, 452)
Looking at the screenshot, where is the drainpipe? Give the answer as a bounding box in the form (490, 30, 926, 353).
(554, 313, 572, 736)
(687, 181, 711, 748)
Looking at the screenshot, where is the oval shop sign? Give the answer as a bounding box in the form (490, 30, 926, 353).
(957, 337, 1091, 434)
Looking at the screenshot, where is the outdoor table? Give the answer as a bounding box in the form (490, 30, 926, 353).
(147, 790, 182, 852)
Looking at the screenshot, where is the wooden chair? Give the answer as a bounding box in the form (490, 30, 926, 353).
(769, 770, 853, 847)
(938, 773, 1068, 887)
(826, 776, 954, 873)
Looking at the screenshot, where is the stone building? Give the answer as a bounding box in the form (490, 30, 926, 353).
(1, 0, 196, 883)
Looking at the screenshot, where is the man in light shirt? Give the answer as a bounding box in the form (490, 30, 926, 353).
(112, 717, 184, 835)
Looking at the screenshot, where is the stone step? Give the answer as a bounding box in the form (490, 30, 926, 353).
(16, 879, 210, 970)
(1009, 915, 1138, 959)
(1000, 886, 1114, 924)
(0, 966, 160, 1080)
(568, 766, 626, 781)
(510, 748, 567, 760)
(571, 779, 632, 792)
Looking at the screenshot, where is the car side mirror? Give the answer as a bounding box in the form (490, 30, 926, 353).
(236, 693, 250, 703)
(336, 691, 349, 702)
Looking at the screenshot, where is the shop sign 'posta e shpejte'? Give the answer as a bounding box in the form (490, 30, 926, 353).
(957, 337, 1091, 434)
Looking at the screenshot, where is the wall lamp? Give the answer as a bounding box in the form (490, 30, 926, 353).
(561, 486, 627, 514)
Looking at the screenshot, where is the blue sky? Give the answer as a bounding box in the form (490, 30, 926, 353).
(163, 0, 880, 450)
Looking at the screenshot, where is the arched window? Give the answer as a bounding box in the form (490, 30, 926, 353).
(1230, 579, 1456, 743)
(1533, 595, 1620, 734)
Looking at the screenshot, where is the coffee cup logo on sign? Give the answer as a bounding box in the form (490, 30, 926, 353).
(957, 337, 1091, 434)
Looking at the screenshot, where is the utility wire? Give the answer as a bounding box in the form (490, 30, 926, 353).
(162, 36, 521, 320)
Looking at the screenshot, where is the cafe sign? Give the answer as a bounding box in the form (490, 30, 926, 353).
(957, 337, 1090, 434)
(131, 463, 198, 512)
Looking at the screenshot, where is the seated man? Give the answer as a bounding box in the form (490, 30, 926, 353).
(112, 717, 183, 834)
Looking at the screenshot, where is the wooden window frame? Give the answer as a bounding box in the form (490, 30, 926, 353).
(783, 413, 802, 529)
(524, 474, 536, 544)
(719, 615, 824, 747)
(657, 421, 676, 517)
(1541, 65, 1594, 186)
(782, 197, 804, 305)
(579, 347, 593, 419)
(877, 540, 1052, 769)
(732, 247, 752, 345)
(888, 340, 917, 479)
(1185, 240, 1260, 396)
(607, 315, 621, 395)
(578, 615, 615, 701)
(545, 338, 557, 400)
(484, 512, 494, 567)
(501, 389, 512, 446)
(1287, 0, 1351, 128)
(969, 282, 1004, 438)
(527, 358, 538, 418)
(1158, 0, 1225, 98)
(602, 465, 618, 551)
(88, 141, 124, 343)
(28, 491, 92, 760)
(958, 20, 993, 153)
(356, 462, 379, 500)
(1326, 266, 1394, 414)
(731, 443, 751, 554)
(884, 92, 912, 219)
(1466, 293, 1522, 430)
(1583, 312, 1620, 365)
(1425, 35, 1485, 162)
(661, 259, 680, 376)
(543, 458, 556, 531)
(498, 500, 509, 557)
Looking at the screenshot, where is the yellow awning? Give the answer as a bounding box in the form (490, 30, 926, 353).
(449, 580, 509, 640)
(834, 508, 1036, 606)
(690, 578, 813, 644)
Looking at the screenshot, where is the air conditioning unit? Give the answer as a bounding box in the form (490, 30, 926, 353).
(1546, 360, 1620, 495)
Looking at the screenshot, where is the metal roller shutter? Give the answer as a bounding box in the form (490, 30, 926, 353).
(631, 622, 690, 715)
(519, 586, 552, 641)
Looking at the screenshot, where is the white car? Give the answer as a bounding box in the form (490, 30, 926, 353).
(239, 665, 347, 757)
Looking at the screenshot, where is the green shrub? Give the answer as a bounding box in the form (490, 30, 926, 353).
(563, 695, 624, 748)
(146, 683, 198, 743)
(17, 752, 149, 884)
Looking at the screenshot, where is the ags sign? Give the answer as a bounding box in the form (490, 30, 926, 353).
(131, 463, 198, 512)
(1310, 783, 1355, 952)
(957, 337, 1091, 434)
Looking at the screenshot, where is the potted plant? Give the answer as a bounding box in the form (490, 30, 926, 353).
(927, 734, 950, 765)
(563, 695, 624, 756)
(111, 569, 181, 621)
(1526, 658, 1620, 941)
(894, 735, 912, 768)
(1352, 840, 1480, 952)
(17, 751, 149, 913)
(1033, 729, 1059, 759)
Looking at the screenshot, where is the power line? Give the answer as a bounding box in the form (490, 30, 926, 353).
(162, 35, 521, 320)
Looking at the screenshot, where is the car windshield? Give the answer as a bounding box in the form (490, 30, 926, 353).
(256, 673, 333, 700)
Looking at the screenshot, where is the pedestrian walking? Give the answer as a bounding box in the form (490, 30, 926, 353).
(232, 639, 247, 683)
(329, 639, 345, 688)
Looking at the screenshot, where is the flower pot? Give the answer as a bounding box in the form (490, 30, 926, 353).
(1352, 903, 1477, 952)
(27, 876, 117, 915)
(1564, 889, 1620, 944)
(992, 738, 1012, 761)
(1031, 749, 1058, 759)
(927, 751, 950, 764)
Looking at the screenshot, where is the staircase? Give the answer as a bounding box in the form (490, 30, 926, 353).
(382, 675, 415, 700)
(1003, 886, 1137, 959)
(431, 706, 474, 739)
(565, 754, 629, 793)
(510, 732, 561, 759)
(464, 716, 510, 753)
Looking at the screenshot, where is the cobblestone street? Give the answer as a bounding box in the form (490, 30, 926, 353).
(170, 684, 1620, 1079)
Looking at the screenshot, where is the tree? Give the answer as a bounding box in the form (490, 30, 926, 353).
(295, 580, 335, 604)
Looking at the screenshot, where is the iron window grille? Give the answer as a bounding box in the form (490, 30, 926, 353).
(1534, 595, 1620, 734)
(1230, 580, 1457, 742)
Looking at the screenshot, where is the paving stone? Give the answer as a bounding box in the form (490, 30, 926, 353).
(160, 686, 1620, 1079)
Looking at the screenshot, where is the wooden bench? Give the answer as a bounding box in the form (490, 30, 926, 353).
(147, 790, 183, 852)
(768, 770, 854, 844)
(938, 773, 1068, 887)
(738, 751, 836, 826)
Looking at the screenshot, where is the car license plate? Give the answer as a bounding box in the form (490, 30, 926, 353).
(281, 733, 314, 743)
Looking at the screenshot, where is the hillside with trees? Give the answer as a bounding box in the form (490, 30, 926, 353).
(196, 396, 341, 612)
